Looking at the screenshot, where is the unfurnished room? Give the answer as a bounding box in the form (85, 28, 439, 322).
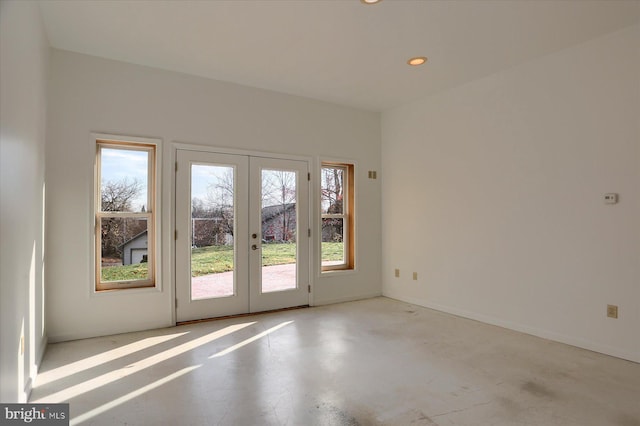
(1, 0, 639, 425)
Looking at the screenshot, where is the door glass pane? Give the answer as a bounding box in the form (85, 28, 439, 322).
(261, 169, 297, 292)
(190, 164, 235, 300)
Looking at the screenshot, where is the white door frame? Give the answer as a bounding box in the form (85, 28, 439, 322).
(172, 143, 314, 323)
(249, 156, 310, 313)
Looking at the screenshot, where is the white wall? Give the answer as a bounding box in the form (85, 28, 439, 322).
(382, 24, 640, 362)
(0, 0, 50, 402)
(46, 50, 381, 342)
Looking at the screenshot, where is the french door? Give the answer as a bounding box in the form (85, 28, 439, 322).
(175, 150, 310, 322)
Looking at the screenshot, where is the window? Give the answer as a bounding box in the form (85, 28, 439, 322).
(321, 162, 354, 271)
(95, 138, 157, 290)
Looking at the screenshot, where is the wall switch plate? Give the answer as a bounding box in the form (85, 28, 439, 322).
(394, 269, 400, 278)
(607, 304, 618, 319)
(368, 171, 377, 179)
(413, 272, 418, 280)
(604, 193, 618, 204)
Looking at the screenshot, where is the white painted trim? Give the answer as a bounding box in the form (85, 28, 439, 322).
(89, 286, 162, 297)
(313, 292, 382, 307)
(89, 132, 163, 297)
(171, 142, 315, 319)
(23, 378, 32, 403)
(92, 133, 163, 146)
(29, 335, 48, 396)
(319, 269, 360, 277)
(383, 291, 640, 364)
(173, 141, 311, 163)
(37, 336, 48, 367)
(47, 319, 174, 344)
(25, 337, 48, 401)
(169, 145, 178, 325)
(316, 157, 360, 279)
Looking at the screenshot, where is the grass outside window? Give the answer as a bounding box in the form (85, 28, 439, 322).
(102, 242, 344, 281)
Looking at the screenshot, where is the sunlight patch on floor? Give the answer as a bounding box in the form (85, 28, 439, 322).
(34, 322, 255, 403)
(36, 332, 188, 387)
(209, 320, 293, 358)
(70, 365, 201, 425)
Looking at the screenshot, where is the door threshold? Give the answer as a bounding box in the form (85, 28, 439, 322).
(176, 305, 310, 326)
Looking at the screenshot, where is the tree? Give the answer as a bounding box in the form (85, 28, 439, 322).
(203, 169, 235, 243)
(100, 178, 145, 258)
(101, 178, 142, 212)
(190, 196, 230, 247)
(321, 167, 343, 214)
(191, 197, 207, 218)
(262, 170, 296, 242)
(321, 167, 344, 242)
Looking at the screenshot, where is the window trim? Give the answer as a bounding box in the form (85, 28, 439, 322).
(320, 161, 355, 272)
(93, 135, 160, 291)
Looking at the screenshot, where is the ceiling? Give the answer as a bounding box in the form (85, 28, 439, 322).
(38, 0, 640, 112)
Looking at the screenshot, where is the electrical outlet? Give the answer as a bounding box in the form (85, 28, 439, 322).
(607, 304, 618, 319)
(394, 269, 400, 278)
(413, 272, 418, 280)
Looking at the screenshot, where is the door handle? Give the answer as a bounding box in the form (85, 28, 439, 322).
(251, 244, 260, 250)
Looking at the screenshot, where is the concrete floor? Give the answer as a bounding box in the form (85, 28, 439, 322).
(31, 297, 640, 426)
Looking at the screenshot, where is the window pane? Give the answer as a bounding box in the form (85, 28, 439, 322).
(100, 148, 149, 212)
(321, 218, 344, 266)
(100, 217, 149, 282)
(321, 167, 344, 215)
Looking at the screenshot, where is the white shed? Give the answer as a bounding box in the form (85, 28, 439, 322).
(120, 230, 148, 265)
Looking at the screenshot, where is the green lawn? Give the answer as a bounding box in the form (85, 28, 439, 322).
(101, 263, 149, 282)
(101, 242, 344, 282)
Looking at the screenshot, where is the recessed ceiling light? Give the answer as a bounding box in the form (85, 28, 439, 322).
(407, 56, 428, 66)
(360, 0, 382, 4)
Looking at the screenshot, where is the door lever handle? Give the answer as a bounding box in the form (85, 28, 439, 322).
(251, 244, 260, 250)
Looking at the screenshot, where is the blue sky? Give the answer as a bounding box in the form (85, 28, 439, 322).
(101, 148, 149, 211)
(101, 150, 297, 211)
(191, 164, 232, 202)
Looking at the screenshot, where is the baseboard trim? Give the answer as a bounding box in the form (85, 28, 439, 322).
(177, 305, 310, 326)
(24, 335, 49, 402)
(313, 292, 382, 306)
(383, 291, 639, 364)
(48, 320, 174, 343)
(37, 335, 48, 366)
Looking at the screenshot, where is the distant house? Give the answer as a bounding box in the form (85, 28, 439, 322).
(262, 203, 296, 242)
(119, 230, 148, 265)
(189, 204, 296, 247)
